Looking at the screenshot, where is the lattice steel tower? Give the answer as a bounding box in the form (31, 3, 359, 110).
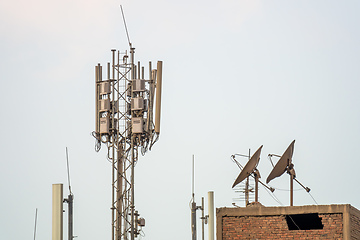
(93, 45, 163, 240)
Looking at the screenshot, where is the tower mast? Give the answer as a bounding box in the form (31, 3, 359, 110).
(94, 45, 162, 240)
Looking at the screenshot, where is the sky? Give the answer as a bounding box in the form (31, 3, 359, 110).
(1, 0, 360, 239)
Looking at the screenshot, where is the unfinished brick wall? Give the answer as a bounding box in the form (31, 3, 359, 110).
(222, 213, 343, 240)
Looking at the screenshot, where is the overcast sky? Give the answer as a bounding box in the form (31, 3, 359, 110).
(1, 0, 360, 239)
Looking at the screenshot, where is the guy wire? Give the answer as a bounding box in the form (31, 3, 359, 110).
(308, 192, 319, 205)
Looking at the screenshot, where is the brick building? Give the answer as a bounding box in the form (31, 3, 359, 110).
(217, 204, 360, 239)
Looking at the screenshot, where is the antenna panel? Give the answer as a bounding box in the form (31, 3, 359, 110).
(99, 99, 110, 112)
(99, 82, 111, 95)
(154, 61, 163, 134)
(132, 79, 145, 92)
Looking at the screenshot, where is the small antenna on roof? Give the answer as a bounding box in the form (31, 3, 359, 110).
(191, 155, 197, 240)
(66, 147, 72, 195)
(192, 155, 195, 200)
(190, 155, 204, 240)
(267, 140, 310, 206)
(120, 5, 132, 48)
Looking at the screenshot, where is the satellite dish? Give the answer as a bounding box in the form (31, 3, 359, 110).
(266, 140, 295, 184)
(231, 145, 275, 206)
(232, 145, 263, 188)
(266, 140, 310, 206)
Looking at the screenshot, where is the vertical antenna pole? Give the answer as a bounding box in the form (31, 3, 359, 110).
(66, 147, 72, 194)
(110, 49, 116, 240)
(201, 197, 204, 240)
(245, 149, 250, 206)
(116, 142, 123, 239)
(115, 50, 122, 240)
(131, 135, 135, 240)
(208, 191, 214, 240)
(290, 174, 294, 206)
(137, 61, 140, 80)
(100, 65, 103, 81)
(130, 48, 135, 80)
(245, 177, 249, 206)
(112, 49, 116, 80)
(149, 62, 152, 82)
(254, 171, 259, 203)
(65, 148, 73, 240)
(191, 199, 197, 240)
(192, 155, 195, 198)
(65, 148, 71, 194)
(68, 194, 73, 240)
(130, 47, 136, 240)
(191, 155, 197, 240)
(111, 50, 116, 135)
(111, 145, 115, 240)
(33, 208, 38, 240)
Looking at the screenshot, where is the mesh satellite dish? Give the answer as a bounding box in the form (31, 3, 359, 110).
(232, 145, 273, 204)
(266, 140, 310, 206)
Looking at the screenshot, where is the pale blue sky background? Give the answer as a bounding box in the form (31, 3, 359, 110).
(1, 0, 360, 239)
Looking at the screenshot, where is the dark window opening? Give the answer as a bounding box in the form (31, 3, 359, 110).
(285, 213, 323, 230)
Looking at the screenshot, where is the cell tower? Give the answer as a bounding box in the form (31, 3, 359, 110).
(93, 44, 163, 240)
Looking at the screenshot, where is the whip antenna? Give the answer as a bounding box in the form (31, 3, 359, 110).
(192, 155, 195, 200)
(120, 5, 132, 47)
(66, 147, 72, 195)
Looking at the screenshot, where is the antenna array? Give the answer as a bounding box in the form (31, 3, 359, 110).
(93, 46, 163, 240)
